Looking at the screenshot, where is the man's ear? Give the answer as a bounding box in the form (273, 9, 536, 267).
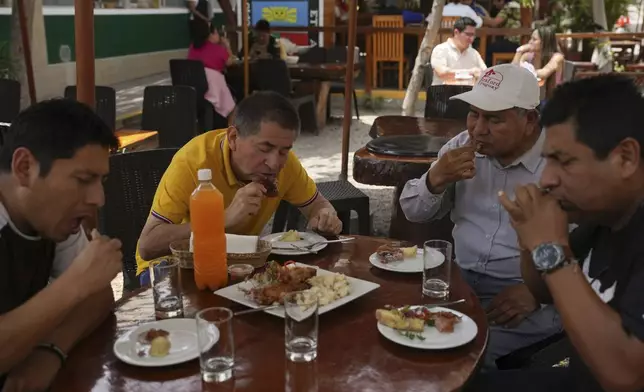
(12, 147, 39, 187)
(227, 126, 239, 151)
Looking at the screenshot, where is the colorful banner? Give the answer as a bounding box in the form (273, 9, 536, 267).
(251, 1, 309, 27)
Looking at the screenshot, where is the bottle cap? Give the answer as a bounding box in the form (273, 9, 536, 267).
(197, 169, 212, 181)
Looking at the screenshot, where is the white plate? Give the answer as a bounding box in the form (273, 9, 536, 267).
(368, 248, 424, 273)
(261, 232, 328, 255)
(214, 262, 380, 318)
(455, 72, 474, 80)
(113, 318, 217, 367)
(377, 306, 478, 350)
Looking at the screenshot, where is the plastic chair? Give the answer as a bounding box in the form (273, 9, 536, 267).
(0, 79, 21, 124)
(64, 85, 117, 132)
(272, 180, 371, 235)
(169, 59, 228, 132)
(99, 148, 179, 292)
(141, 85, 198, 149)
(251, 59, 319, 134)
(425, 85, 473, 120)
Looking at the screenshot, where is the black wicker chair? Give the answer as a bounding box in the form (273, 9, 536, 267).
(250, 59, 319, 134)
(141, 85, 198, 149)
(99, 148, 179, 292)
(0, 79, 21, 124)
(64, 85, 117, 131)
(0, 124, 9, 148)
(325, 46, 359, 120)
(272, 180, 370, 235)
(425, 85, 472, 120)
(169, 59, 228, 132)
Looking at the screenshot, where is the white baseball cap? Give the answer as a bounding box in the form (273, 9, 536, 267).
(450, 64, 540, 111)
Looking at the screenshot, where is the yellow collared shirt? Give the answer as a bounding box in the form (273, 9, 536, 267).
(135, 129, 318, 275)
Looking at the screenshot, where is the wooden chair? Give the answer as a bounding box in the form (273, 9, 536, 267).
(492, 52, 515, 65)
(438, 16, 460, 44)
(372, 15, 406, 90)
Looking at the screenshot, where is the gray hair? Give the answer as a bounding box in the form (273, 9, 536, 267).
(231, 91, 301, 137)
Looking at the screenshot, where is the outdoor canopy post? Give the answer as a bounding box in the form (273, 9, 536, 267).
(242, 0, 249, 96)
(339, 0, 358, 181)
(16, 0, 36, 105)
(74, 0, 95, 108)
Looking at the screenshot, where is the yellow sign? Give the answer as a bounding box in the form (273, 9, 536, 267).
(261, 6, 298, 24)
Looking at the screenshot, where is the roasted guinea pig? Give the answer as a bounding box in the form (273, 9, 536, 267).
(254, 176, 279, 197)
(249, 265, 317, 305)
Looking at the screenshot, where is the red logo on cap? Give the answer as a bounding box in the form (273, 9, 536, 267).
(479, 69, 503, 90)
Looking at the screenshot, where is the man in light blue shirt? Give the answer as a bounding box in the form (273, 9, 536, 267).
(400, 64, 562, 369)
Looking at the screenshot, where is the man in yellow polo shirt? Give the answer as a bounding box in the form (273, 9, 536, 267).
(136, 91, 342, 280)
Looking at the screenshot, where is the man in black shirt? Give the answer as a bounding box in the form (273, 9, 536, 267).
(0, 100, 123, 390)
(238, 19, 280, 60)
(468, 75, 644, 391)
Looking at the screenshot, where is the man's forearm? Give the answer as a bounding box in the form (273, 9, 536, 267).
(139, 222, 191, 261)
(546, 265, 644, 391)
(520, 249, 553, 304)
(0, 274, 83, 372)
(399, 172, 453, 223)
(433, 66, 456, 80)
(44, 287, 114, 354)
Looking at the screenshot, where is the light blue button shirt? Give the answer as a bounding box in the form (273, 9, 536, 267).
(399, 130, 546, 280)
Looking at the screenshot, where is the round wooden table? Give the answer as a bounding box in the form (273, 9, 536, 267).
(52, 236, 488, 392)
(359, 116, 465, 244)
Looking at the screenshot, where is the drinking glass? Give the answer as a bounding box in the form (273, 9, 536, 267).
(284, 291, 319, 363)
(422, 240, 453, 298)
(196, 307, 235, 383)
(149, 258, 184, 319)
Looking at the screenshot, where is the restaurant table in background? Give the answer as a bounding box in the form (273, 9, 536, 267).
(357, 116, 465, 245)
(51, 236, 488, 392)
(226, 61, 361, 130)
(115, 129, 158, 152)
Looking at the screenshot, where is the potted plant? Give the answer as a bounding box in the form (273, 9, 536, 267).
(0, 41, 15, 80)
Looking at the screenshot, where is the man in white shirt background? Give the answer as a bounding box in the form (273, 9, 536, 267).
(427, 0, 483, 27)
(430, 17, 488, 85)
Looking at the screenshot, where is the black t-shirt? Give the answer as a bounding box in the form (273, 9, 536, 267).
(566, 207, 644, 392)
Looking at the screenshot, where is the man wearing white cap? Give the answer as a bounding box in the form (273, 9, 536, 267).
(400, 64, 562, 368)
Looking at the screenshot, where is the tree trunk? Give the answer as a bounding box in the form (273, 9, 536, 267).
(10, 0, 36, 109)
(401, 0, 445, 116)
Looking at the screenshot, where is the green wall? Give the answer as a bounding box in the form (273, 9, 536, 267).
(0, 15, 10, 43)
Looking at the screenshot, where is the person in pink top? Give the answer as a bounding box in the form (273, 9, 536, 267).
(188, 23, 236, 119)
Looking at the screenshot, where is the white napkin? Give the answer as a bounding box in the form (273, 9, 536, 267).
(226, 234, 259, 254)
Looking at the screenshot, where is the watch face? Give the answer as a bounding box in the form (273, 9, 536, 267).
(532, 244, 565, 272)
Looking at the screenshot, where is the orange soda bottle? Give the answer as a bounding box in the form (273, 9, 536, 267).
(190, 169, 228, 290)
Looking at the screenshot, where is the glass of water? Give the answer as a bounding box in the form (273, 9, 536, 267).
(284, 291, 319, 363)
(423, 240, 453, 298)
(149, 258, 184, 319)
(196, 307, 235, 383)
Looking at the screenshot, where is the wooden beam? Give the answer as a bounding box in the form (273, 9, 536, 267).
(215, 0, 236, 26)
(339, 0, 357, 181)
(16, 0, 36, 104)
(242, 0, 249, 97)
(74, 0, 95, 107)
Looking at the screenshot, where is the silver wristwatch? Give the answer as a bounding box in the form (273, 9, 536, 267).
(531, 243, 575, 274)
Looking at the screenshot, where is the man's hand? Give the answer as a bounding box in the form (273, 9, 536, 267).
(498, 184, 569, 251)
(2, 350, 61, 392)
(486, 283, 539, 328)
(469, 68, 482, 79)
(225, 182, 265, 229)
(65, 229, 122, 298)
(427, 144, 476, 194)
(307, 207, 342, 235)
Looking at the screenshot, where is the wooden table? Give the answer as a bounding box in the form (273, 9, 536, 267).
(358, 116, 465, 245)
(52, 236, 488, 392)
(227, 62, 361, 130)
(115, 129, 158, 151)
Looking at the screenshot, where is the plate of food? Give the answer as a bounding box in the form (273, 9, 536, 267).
(369, 244, 423, 273)
(214, 261, 380, 317)
(376, 306, 477, 349)
(261, 230, 328, 255)
(113, 319, 217, 367)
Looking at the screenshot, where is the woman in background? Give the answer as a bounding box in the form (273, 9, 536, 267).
(187, 23, 236, 120)
(512, 25, 564, 102)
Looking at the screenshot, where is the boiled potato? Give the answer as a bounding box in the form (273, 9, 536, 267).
(149, 336, 171, 357)
(279, 230, 301, 242)
(401, 246, 418, 258)
(375, 309, 424, 332)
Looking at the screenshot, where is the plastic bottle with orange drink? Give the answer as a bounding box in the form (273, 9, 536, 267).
(190, 169, 228, 290)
